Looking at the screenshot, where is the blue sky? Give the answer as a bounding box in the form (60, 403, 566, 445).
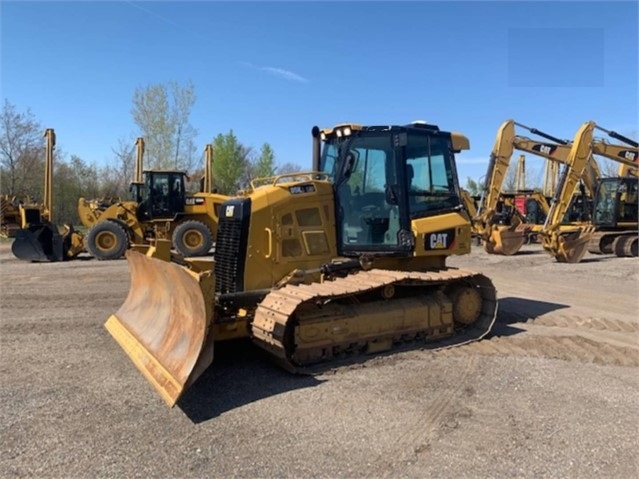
(2, 1, 637, 185)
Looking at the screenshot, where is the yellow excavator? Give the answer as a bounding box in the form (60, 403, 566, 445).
(11, 129, 85, 261)
(539, 121, 638, 262)
(474, 120, 599, 255)
(104, 121, 499, 407)
(585, 124, 638, 256)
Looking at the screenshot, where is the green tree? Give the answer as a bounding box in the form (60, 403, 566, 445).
(210, 130, 251, 194)
(464, 177, 481, 196)
(252, 143, 276, 179)
(52, 154, 101, 225)
(131, 80, 197, 171)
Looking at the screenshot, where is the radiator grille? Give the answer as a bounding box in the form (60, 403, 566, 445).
(214, 198, 250, 294)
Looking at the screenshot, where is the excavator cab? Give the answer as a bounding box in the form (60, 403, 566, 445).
(136, 171, 186, 221)
(593, 177, 639, 227)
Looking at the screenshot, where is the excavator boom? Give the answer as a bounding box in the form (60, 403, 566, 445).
(540, 121, 596, 263)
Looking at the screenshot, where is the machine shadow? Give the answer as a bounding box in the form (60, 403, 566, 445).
(178, 339, 325, 423)
(579, 256, 617, 263)
(489, 296, 570, 336)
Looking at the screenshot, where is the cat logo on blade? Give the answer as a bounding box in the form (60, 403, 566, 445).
(425, 228, 455, 250)
(225, 205, 235, 217)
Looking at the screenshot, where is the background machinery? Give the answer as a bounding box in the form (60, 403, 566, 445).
(474, 119, 600, 255)
(1, 195, 46, 238)
(12, 133, 229, 262)
(80, 140, 229, 260)
(105, 121, 498, 407)
(539, 121, 638, 262)
(10, 129, 85, 261)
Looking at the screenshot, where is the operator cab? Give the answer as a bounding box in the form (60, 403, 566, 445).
(136, 171, 186, 221)
(318, 123, 464, 256)
(593, 177, 638, 228)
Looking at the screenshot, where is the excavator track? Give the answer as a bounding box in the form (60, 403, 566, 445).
(587, 231, 638, 257)
(251, 268, 497, 371)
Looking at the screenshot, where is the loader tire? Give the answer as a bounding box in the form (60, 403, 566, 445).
(86, 221, 128, 260)
(172, 220, 212, 257)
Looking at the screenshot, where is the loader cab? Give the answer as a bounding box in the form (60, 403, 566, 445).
(137, 171, 186, 221)
(593, 177, 638, 228)
(319, 123, 463, 256)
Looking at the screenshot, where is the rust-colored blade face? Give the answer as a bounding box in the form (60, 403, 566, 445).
(555, 230, 592, 264)
(104, 250, 212, 407)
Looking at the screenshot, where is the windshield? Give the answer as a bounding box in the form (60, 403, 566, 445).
(594, 178, 638, 226)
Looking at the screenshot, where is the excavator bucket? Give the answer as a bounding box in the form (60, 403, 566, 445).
(104, 250, 215, 407)
(11, 224, 64, 262)
(553, 229, 593, 263)
(485, 225, 527, 256)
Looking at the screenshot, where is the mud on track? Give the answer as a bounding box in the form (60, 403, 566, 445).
(1, 242, 637, 478)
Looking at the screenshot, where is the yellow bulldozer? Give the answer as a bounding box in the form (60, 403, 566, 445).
(105, 121, 499, 407)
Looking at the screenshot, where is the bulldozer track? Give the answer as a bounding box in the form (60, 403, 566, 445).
(251, 268, 497, 371)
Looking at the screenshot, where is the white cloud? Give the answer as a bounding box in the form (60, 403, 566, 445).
(260, 67, 309, 83)
(239, 61, 308, 83)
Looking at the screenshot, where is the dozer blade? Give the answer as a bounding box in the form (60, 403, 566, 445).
(553, 229, 593, 264)
(104, 250, 214, 407)
(11, 225, 63, 262)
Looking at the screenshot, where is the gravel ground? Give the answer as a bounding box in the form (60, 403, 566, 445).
(1, 241, 637, 478)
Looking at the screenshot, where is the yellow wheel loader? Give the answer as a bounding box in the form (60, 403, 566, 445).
(79, 169, 227, 260)
(79, 140, 228, 260)
(105, 121, 499, 407)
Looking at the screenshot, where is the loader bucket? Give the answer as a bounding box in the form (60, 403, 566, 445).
(104, 250, 214, 407)
(553, 229, 593, 264)
(11, 225, 64, 262)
